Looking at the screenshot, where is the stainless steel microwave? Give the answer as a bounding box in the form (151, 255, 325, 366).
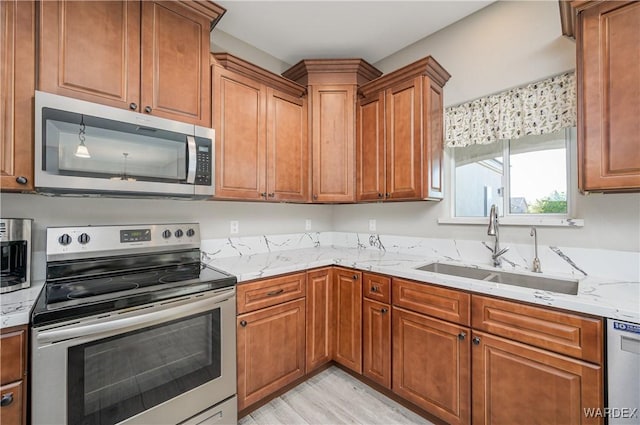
(35, 91, 214, 198)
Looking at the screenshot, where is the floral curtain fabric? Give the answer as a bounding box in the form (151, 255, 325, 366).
(445, 72, 576, 147)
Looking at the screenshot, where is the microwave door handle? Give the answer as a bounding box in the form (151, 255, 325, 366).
(186, 135, 197, 184)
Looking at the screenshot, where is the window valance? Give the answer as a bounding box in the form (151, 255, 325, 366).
(445, 72, 576, 148)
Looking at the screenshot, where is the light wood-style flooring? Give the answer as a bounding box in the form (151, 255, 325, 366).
(239, 366, 434, 425)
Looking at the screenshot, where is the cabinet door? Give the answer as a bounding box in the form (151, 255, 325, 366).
(311, 85, 355, 202)
(356, 93, 385, 201)
(363, 299, 391, 389)
(212, 66, 266, 200)
(423, 76, 445, 200)
(472, 331, 603, 425)
(577, 1, 640, 192)
(1, 0, 35, 191)
(140, 1, 211, 126)
(38, 1, 140, 110)
(237, 299, 306, 411)
(333, 268, 362, 373)
(305, 268, 334, 373)
(393, 307, 470, 425)
(266, 88, 309, 202)
(0, 381, 24, 425)
(385, 77, 422, 200)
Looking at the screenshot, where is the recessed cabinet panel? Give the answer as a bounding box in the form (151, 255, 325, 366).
(312, 85, 355, 202)
(213, 69, 265, 199)
(306, 268, 334, 373)
(356, 94, 385, 201)
(141, 1, 210, 125)
(267, 89, 308, 201)
(578, 1, 640, 191)
(386, 78, 421, 200)
(333, 268, 362, 373)
(38, 1, 140, 108)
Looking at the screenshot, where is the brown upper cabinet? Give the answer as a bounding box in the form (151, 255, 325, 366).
(212, 53, 308, 202)
(575, 1, 640, 192)
(38, 0, 224, 127)
(283, 60, 382, 203)
(357, 57, 450, 201)
(1, 0, 36, 191)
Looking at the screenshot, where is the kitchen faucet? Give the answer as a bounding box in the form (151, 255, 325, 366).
(487, 204, 508, 267)
(530, 227, 542, 273)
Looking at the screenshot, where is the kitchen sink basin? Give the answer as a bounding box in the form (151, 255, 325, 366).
(415, 262, 579, 295)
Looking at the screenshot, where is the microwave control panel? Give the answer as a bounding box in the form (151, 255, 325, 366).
(195, 138, 211, 186)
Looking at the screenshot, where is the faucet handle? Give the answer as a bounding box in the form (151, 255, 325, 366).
(494, 246, 509, 258)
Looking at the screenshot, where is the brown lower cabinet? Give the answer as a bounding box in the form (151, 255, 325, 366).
(236, 298, 306, 411)
(0, 325, 27, 425)
(392, 306, 471, 425)
(238, 269, 604, 425)
(472, 331, 603, 425)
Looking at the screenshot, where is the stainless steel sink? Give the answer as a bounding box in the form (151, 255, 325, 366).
(415, 262, 579, 295)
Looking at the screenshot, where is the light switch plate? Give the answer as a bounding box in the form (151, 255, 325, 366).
(369, 219, 376, 232)
(305, 219, 312, 231)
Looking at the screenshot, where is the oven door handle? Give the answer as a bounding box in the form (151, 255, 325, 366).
(37, 290, 234, 345)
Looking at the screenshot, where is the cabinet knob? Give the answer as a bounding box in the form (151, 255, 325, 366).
(377, 193, 383, 198)
(385, 192, 390, 198)
(472, 336, 481, 345)
(371, 286, 378, 292)
(15, 176, 28, 185)
(260, 192, 267, 198)
(0, 392, 14, 407)
(144, 106, 152, 113)
(240, 320, 247, 327)
(313, 194, 318, 200)
(129, 102, 138, 111)
(458, 332, 466, 341)
(381, 308, 388, 314)
(268, 193, 275, 198)
(352, 274, 358, 280)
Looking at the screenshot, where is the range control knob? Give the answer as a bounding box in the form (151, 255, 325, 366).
(162, 229, 172, 239)
(58, 234, 72, 246)
(174, 229, 184, 238)
(78, 233, 90, 245)
(186, 228, 195, 237)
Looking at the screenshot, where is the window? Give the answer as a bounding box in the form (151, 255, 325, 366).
(451, 128, 575, 222)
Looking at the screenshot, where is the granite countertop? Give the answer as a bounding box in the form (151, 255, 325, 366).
(1, 280, 45, 329)
(2, 245, 638, 329)
(204, 246, 640, 324)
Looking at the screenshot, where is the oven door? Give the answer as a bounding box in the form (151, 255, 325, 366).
(31, 288, 236, 425)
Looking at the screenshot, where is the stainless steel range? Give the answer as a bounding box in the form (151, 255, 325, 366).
(31, 223, 237, 425)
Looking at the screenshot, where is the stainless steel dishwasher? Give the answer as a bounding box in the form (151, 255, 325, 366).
(607, 319, 640, 424)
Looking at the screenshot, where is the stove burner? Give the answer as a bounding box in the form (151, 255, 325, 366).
(158, 272, 197, 284)
(122, 271, 158, 280)
(68, 282, 140, 299)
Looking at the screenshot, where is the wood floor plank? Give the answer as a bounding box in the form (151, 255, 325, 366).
(239, 366, 434, 425)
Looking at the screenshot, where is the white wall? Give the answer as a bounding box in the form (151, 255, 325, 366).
(334, 0, 640, 253)
(0, 194, 333, 253)
(211, 29, 292, 74)
(374, 1, 576, 107)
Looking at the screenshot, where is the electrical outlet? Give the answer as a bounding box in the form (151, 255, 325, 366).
(369, 219, 376, 232)
(230, 221, 239, 234)
(305, 219, 312, 231)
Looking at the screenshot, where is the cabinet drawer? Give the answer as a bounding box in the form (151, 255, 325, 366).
(237, 272, 306, 314)
(363, 272, 391, 304)
(0, 380, 24, 425)
(392, 278, 470, 326)
(471, 295, 603, 364)
(0, 327, 26, 385)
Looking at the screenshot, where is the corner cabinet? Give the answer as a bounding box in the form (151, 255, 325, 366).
(357, 56, 450, 201)
(575, 1, 640, 192)
(283, 60, 382, 203)
(38, 0, 223, 126)
(212, 53, 308, 202)
(1, 0, 36, 191)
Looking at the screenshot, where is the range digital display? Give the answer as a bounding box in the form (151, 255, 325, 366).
(120, 229, 151, 243)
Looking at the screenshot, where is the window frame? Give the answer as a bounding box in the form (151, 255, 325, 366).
(439, 127, 584, 227)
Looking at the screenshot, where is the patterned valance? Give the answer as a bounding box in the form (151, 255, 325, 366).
(445, 72, 576, 147)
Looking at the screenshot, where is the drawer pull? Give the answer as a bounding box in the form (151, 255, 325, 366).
(371, 286, 379, 292)
(266, 289, 284, 296)
(239, 320, 247, 327)
(1, 393, 14, 407)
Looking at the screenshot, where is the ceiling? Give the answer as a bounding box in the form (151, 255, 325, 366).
(215, 1, 496, 66)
